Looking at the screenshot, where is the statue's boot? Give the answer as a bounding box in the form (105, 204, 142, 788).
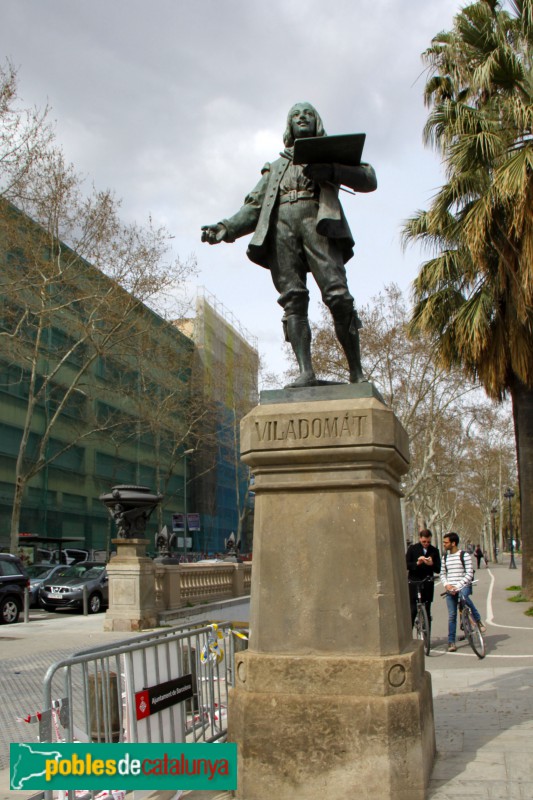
(333, 311, 365, 383)
(283, 314, 317, 388)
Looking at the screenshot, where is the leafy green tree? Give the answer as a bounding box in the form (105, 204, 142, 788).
(402, 0, 533, 594)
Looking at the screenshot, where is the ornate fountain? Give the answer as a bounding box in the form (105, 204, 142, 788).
(99, 484, 162, 539)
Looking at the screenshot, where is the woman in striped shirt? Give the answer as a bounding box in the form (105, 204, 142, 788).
(441, 532, 486, 652)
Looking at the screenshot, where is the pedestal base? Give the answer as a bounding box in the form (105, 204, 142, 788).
(229, 647, 435, 800)
(103, 538, 158, 631)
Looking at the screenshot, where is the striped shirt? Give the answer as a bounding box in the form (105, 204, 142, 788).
(440, 550, 474, 590)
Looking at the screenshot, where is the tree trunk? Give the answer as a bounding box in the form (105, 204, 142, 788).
(10, 478, 26, 554)
(510, 379, 533, 599)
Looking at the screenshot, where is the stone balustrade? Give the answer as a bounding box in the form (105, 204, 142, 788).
(154, 561, 252, 614)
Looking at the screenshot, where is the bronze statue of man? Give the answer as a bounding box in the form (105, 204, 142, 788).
(201, 102, 377, 387)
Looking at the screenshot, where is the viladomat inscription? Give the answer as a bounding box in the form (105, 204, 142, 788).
(254, 413, 367, 444)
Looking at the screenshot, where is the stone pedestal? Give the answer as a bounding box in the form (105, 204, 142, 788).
(103, 538, 158, 631)
(228, 386, 435, 800)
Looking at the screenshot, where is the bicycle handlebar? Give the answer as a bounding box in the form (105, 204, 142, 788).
(440, 579, 478, 596)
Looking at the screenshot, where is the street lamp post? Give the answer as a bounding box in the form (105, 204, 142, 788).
(504, 488, 517, 570)
(183, 448, 195, 557)
(490, 503, 498, 563)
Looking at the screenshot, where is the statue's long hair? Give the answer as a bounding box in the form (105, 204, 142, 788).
(283, 103, 326, 147)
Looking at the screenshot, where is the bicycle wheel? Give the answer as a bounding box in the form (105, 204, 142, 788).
(462, 607, 486, 659)
(414, 605, 431, 655)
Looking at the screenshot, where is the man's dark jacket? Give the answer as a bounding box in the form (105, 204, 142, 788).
(406, 543, 441, 582)
(406, 542, 441, 614)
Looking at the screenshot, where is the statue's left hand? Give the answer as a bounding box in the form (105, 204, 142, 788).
(303, 163, 334, 183)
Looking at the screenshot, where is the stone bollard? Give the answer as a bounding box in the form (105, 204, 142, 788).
(88, 671, 121, 742)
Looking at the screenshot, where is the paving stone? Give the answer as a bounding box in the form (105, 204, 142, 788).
(434, 730, 464, 752)
(505, 752, 533, 780)
(427, 778, 491, 797)
(432, 750, 508, 778)
(486, 782, 529, 799)
(464, 732, 524, 751)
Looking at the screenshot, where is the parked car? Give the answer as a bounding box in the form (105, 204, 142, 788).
(39, 562, 108, 614)
(0, 553, 29, 624)
(26, 563, 72, 607)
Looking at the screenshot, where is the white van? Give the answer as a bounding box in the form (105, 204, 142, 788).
(50, 548, 90, 565)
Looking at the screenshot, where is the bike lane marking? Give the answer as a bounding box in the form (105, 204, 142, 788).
(485, 569, 533, 631)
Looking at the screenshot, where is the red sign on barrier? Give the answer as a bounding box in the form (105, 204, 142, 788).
(134, 675, 194, 720)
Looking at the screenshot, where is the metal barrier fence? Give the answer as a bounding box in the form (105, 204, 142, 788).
(32, 620, 248, 800)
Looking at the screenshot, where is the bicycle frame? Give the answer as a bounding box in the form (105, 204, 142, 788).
(408, 576, 434, 656)
(457, 591, 485, 659)
(441, 582, 485, 659)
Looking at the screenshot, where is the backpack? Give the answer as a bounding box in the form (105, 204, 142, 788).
(444, 549, 475, 588)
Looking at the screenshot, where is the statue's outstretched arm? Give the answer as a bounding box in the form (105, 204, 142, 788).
(201, 166, 270, 245)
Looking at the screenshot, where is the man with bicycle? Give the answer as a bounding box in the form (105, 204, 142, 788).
(441, 531, 486, 652)
(406, 529, 441, 629)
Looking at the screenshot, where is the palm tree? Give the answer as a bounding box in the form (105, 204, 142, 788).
(403, 0, 533, 596)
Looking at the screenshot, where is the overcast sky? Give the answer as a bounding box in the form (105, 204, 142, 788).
(1, 0, 464, 383)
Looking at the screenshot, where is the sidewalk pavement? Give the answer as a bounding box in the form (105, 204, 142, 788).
(1, 558, 532, 799)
